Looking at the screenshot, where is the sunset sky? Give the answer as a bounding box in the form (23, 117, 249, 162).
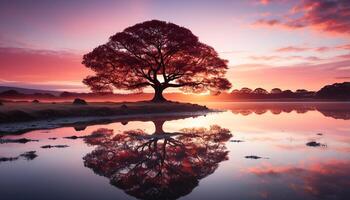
(0, 0, 349, 92)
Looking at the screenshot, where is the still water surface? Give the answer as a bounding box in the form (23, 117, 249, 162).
(0, 102, 349, 200)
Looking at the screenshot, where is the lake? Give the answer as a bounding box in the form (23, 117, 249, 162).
(1, 102, 349, 200)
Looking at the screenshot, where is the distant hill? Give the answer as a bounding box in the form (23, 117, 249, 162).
(0, 86, 61, 96)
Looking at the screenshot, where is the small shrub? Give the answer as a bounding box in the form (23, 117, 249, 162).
(73, 98, 88, 105)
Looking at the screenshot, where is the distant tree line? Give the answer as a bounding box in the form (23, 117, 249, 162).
(230, 82, 349, 100)
(0, 82, 349, 101)
(0, 90, 56, 98)
(230, 87, 316, 99)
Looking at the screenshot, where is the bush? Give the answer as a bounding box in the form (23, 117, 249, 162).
(73, 98, 88, 105)
(32, 99, 40, 104)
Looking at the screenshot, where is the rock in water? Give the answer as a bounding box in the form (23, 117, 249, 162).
(0, 138, 39, 144)
(306, 141, 326, 147)
(41, 145, 69, 149)
(20, 151, 38, 160)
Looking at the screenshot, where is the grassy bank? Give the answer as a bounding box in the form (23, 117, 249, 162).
(0, 101, 209, 123)
(0, 101, 210, 134)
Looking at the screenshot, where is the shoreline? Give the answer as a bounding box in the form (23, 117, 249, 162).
(0, 101, 212, 135)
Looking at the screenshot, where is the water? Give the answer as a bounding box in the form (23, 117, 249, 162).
(0, 102, 349, 200)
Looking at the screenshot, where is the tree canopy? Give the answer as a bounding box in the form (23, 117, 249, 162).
(82, 20, 231, 101)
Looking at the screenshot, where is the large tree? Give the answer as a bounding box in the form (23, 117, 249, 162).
(82, 20, 231, 102)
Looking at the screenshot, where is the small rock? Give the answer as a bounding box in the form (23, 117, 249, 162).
(73, 98, 87, 105)
(49, 137, 57, 140)
(41, 145, 69, 149)
(20, 151, 38, 160)
(245, 155, 261, 159)
(316, 133, 323, 136)
(0, 151, 38, 162)
(306, 141, 326, 147)
(0, 138, 39, 144)
(245, 155, 269, 159)
(0, 156, 18, 162)
(65, 135, 79, 139)
(65, 132, 109, 140)
(231, 140, 244, 143)
(121, 104, 128, 109)
(32, 99, 40, 104)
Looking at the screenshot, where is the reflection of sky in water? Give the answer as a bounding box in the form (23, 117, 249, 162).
(0, 102, 349, 200)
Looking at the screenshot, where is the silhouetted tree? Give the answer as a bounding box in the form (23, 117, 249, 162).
(282, 89, 294, 96)
(82, 20, 231, 102)
(296, 89, 308, 94)
(231, 89, 240, 94)
(60, 91, 73, 98)
(253, 88, 268, 94)
(239, 87, 252, 94)
(270, 88, 282, 94)
(316, 82, 350, 99)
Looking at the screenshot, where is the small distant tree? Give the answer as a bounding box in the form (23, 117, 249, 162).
(231, 89, 240, 94)
(283, 89, 293, 94)
(60, 91, 72, 98)
(82, 20, 231, 102)
(281, 89, 294, 97)
(253, 88, 268, 94)
(239, 87, 252, 94)
(296, 89, 308, 94)
(270, 88, 282, 94)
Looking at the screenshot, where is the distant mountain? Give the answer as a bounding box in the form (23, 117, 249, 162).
(0, 86, 61, 96)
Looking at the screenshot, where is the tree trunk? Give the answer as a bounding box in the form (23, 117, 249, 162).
(153, 120, 165, 134)
(152, 86, 166, 102)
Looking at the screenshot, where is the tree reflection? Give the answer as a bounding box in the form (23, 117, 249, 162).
(225, 103, 350, 120)
(83, 120, 232, 200)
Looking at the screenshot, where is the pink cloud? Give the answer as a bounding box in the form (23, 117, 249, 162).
(275, 46, 311, 52)
(275, 43, 350, 53)
(248, 55, 323, 62)
(259, 0, 271, 5)
(336, 44, 350, 50)
(254, 0, 350, 35)
(249, 55, 280, 61)
(253, 19, 282, 26)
